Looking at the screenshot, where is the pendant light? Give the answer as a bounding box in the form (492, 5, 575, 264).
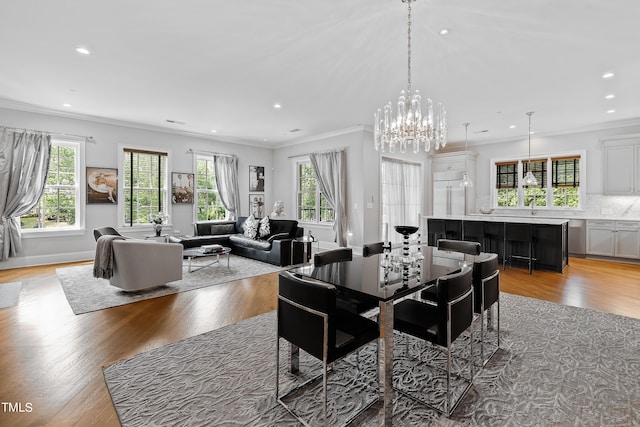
(460, 122, 473, 187)
(522, 112, 538, 186)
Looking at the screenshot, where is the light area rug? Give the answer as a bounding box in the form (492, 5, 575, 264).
(57, 255, 286, 315)
(0, 281, 22, 308)
(103, 293, 640, 426)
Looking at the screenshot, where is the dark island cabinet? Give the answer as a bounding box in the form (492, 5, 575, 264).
(427, 217, 569, 273)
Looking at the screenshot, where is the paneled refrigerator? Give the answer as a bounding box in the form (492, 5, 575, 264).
(433, 170, 466, 216)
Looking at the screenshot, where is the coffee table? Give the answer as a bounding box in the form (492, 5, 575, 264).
(183, 246, 231, 273)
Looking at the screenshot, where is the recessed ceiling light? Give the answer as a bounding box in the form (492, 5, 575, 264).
(605, 94, 615, 99)
(439, 29, 449, 35)
(509, 125, 516, 129)
(602, 72, 615, 79)
(75, 47, 90, 55)
(273, 103, 281, 109)
(607, 109, 616, 114)
(263, 138, 268, 142)
(211, 129, 217, 133)
(63, 103, 71, 107)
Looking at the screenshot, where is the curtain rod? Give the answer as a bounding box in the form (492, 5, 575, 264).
(188, 148, 236, 159)
(1, 125, 95, 142)
(287, 146, 347, 159)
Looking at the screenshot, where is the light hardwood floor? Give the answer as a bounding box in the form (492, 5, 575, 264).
(0, 257, 639, 426)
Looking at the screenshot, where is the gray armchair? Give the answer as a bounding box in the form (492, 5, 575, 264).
(93, 228, 183, 291)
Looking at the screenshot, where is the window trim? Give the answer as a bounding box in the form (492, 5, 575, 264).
(118, 144, 172, 228)
(491, 150, 586, 210)
(21, 137, 85, 236)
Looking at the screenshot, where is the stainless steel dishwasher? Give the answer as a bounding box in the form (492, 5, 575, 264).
(568, 219, 586, 256)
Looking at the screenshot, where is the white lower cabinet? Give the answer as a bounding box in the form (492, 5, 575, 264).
(586, 220, 640, 259)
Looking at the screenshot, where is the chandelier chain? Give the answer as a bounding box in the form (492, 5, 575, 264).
(407, 0, 412, 95)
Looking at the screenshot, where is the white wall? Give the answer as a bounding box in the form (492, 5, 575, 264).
(272, 127, 431, 250)
(0, 107, 273, 269)
(435, 123, 640, 219)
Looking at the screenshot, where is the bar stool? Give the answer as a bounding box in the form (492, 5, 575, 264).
(503, 223, 536, 274)
(462, 220, 486, 252)
(428, 219, 447, 246)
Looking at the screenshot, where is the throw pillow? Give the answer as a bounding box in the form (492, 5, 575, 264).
(258, 216, 270, 239)
(243, 215, 259, 239)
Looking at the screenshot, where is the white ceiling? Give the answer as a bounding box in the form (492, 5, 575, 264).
(1, 0, 639, 148)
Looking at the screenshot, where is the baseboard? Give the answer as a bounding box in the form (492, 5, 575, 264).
(585, 254, 640, 265)
(0, 251, 94, 270)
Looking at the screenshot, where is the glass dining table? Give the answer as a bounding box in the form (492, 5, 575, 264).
(288, 244, 491, 425)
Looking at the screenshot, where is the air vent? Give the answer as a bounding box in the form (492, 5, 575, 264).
(474, 129, 489, 134)
(289, 128, 302, 133)
(166, 119, 186, 125)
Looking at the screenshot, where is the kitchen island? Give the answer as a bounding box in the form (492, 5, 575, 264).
(426, 215, 569, 273)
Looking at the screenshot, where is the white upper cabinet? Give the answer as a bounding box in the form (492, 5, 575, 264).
(603, 137, 640, 194)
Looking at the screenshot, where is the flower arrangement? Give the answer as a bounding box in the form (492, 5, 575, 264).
(149, 211, 169, 225)
(149, 212, 169, 236)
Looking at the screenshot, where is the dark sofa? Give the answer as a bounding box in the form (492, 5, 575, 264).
(168, 216, 306, 266)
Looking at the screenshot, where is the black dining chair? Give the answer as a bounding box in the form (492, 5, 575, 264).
(437, 239, 481, 255)
(420, 239, 479, 302)
(393, 266, 474, 416)
(362, 242, 385, 257)
(313, 247, 353, 266)
(473, 253, 500, 366)
(275, 271, 379, 426)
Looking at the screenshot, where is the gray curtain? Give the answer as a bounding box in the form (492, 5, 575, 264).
(0, 128, 52, 261)
(310, 149, 347, 246)
(214, 155, 241, 221)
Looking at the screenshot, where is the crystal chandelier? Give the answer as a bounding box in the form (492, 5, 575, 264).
(523, 111, 538, 186)
(460, 122, 473, 187)
(374, 0, 447, 154)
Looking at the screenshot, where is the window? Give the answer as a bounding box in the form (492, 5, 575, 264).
(523, 159, 547, 207)
(496, 161, 518, 207)
(122, 148, 168, 226)
(493, 153, 583, 209)
(21, 139, 81, 230)
(552, 156, 580, 207)
(381, 157, 421, 245)
(195, 156, 228, 220)
(296, 160, 334, 223)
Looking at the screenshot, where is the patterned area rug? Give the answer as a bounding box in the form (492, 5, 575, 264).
(57, 255, 286, 315)
(0, 281, 22, 308)
(103, 293, 640, 426)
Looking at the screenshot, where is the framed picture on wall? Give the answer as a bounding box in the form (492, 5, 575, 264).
(249, 165, 265, 192)
(171, 172, 194, 204)
(86, 167, 117, 204)
(249, 193, 265, 218)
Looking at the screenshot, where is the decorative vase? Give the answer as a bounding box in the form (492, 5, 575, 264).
(394, 225, 420, 288)
(154, 223, 162, 237)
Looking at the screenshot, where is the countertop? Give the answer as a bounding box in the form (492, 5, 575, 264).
(425, 215, 570, 225)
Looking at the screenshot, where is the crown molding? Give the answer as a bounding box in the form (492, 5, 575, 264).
(0, 98, 270, 149)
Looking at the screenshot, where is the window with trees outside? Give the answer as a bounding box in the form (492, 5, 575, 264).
(494, 154, 581, 209)
(21, 139, 81, 231)
(123, 148, 168, 226)
(523, 159, 547, 207)
(496, 161, 518, 207)
(195, 156, 228, 220)
(296, 160, 334, 223)
(552, 156, 580, 207)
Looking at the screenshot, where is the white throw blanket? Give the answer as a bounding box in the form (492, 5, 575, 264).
(93, 235, 125, 279)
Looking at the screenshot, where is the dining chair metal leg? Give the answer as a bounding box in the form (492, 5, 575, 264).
(290, 343, 299, 373)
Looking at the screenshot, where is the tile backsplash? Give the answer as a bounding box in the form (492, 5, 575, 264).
(476, 194, 640, 219)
